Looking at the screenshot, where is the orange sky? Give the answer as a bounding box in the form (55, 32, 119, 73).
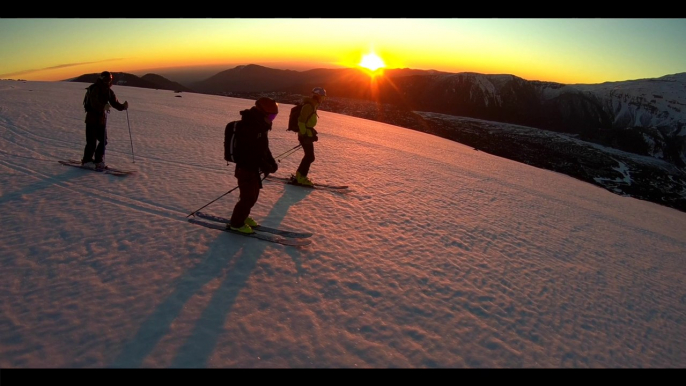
(2, 19, 685, 84)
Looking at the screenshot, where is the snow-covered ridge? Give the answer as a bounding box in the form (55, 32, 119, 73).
(450, 72, 686, 166)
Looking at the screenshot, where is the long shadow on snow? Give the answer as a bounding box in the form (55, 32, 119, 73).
(110, 184, 312, 368)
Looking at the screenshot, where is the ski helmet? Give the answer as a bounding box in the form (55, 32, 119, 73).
(255, 97, 279, 115)
(312, 87, 327, 97)
(100, 71, 113, 82)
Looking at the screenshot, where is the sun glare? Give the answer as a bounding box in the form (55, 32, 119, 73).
(359, 52, 386, 72)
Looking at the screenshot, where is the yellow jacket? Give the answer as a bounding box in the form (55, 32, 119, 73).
(297, 97, 319, 137)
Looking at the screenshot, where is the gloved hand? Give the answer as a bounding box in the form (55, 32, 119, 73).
(123, 101, 129, 110)
(260, 160, 278, 177)
(299, 135, 315, 145)
(312, 134, 319, 142)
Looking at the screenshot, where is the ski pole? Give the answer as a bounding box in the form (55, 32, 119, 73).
(281, 146, 301, 160)
(186, 174, 268, 218)
(275, 144, 301, 159)
(186, 186, 239, 217)
(275, 144, 302, 162)
(126, 109, 135, 163)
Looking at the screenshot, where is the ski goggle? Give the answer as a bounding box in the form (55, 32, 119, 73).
(267, 113, 278, 122)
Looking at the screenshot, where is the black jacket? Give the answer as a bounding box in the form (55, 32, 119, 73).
(84, 79, 126, 125)
(234, 107, 277, 175)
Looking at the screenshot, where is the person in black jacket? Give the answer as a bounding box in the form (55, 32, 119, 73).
(228, 97, 279, 234)
(81, 71, 128, 169)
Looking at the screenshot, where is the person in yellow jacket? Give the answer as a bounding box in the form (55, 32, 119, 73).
(292, 87, 326, 186)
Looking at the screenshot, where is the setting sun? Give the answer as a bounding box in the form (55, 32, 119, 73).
(359, 52, 386, 72)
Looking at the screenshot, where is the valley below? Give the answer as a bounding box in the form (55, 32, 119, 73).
(225, 91, 686, 214)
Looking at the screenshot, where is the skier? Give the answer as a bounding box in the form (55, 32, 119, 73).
(292, 87, 326, 186)
(81, 71, 129, 169)
(227, 97, 279, 234)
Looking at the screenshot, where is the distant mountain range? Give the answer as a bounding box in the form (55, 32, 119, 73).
(69, 72, 194, 93)
(66, 65, 686, 213)
(68, 65, 686, 169)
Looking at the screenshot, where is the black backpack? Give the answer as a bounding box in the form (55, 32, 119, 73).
(83, 85, 94, 113)
(225, 120, 258, 164)
(224, 121, 242, 163)
(287, 102, 315, 132)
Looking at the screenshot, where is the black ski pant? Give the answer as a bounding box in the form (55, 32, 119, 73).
(82, 123, 108, 164)
(296, 140, 315, 177)
(229, 167, 262, 228)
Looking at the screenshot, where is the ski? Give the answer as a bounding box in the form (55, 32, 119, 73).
(58, 159, 136, 176)
(193, 212, 313, 238)
(265, 175, 349, 192)
(188, 218, 311, 247)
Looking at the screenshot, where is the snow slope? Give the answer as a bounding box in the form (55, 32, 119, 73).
(1, 80, 685, 368)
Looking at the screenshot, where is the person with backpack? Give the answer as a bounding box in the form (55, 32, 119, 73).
(81, 71, 129, 169)
(227, 97, 279, 234)
(291, 87, 326, 187)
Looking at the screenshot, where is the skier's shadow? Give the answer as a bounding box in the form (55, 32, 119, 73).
(260, 183, 316, 278)
(0, 167, 112, 206)
(110, 183, 312, 368)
